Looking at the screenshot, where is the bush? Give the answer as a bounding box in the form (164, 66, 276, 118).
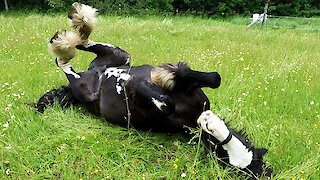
(1, 0, 319, 17)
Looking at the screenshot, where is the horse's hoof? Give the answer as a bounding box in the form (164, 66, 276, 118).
(68, 2, 82, 20)
(68, 2, 97, 43)
(48, 29, 80, 64)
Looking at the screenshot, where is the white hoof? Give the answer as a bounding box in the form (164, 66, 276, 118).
(68, 2, 97, 42)
(197, 110, 230, 142)
(48, 29, 80, 63)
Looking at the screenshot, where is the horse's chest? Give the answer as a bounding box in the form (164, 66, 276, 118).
(102, 67, 130, 95)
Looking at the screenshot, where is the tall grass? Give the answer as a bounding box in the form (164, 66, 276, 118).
(0, 14, 319, 179)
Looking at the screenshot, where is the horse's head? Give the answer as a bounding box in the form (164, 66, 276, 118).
(198, 110, 273, 178)
(197, 110, 230, 142)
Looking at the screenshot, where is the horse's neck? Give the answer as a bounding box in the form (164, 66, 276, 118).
(222, 136, 253, 168)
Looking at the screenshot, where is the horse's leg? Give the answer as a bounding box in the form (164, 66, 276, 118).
(35, 85, 78, 113)
(151, 62, 221, 92)
(126, 76, 175, 114)
(68, 2, 130, 69)
(76, 41, 131, 69)
(49, 29, 103, 103)
(197, 110, 272, 178)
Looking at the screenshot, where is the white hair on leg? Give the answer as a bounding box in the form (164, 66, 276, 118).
(197, 110, 254, 169)
(56, 59, 80, 79)
(151, 65, 176, 90)
(69, 3, 97, 31)
(48, 30, 80, 64)
(68, 2, 97, 44)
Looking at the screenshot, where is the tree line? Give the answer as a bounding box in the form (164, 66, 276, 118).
(1, 0, 320, 17)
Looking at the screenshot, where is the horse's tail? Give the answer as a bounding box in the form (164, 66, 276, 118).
(35, 85, 79, 113)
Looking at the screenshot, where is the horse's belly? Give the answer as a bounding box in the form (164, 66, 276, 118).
(98, 77, 128, 126)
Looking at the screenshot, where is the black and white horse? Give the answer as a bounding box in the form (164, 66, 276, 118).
(35, 3, 271, 178)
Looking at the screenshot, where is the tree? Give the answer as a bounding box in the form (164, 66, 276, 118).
(4, 0, 8, 10)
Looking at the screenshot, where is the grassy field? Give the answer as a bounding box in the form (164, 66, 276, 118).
(0, 13, 319, 179)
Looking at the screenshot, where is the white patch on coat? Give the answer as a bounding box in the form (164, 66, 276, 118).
(197, 110, 253, 169)
(104, 67, 125, 78)
(116, 85, 122, 94)
(104, 67, 130, 94)
(151, 98, 167, 111)
(117, 73, 130, 82)
(125, 57, 130, 65)
(57, 60, 80, 79)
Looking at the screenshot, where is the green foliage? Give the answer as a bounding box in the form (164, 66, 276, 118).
(1, 0, 320, 17)
(269, 0, 320, 17)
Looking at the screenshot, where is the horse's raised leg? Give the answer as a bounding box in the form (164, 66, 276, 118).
(49, 29, 103, 103)
(151, 62, 221, 92)
(197, 110, 272, 178)
(68, 2, 130, 69)
(77, 41, 131, 69)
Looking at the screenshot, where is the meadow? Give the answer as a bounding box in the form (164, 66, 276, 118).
(0, 13, 319, 179)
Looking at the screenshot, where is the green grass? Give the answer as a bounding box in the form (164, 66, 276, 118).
(0, 14, 319, 179)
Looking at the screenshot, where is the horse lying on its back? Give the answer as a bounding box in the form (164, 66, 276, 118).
(35, 2, 272, 178)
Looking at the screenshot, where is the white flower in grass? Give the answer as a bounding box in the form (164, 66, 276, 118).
(2, 82, 9, 87)
(263, 101, 267, 106)
(5, 168, 10, 175)
(237, 98, 242, 103)
(77, 136, 86, 141)
(5, 145, 12, 150)
(310, 101, 315, 105)
(181, 172, 186, 178)
(3, 122, 9, 128)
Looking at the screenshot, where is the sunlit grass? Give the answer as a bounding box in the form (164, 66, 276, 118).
(0, 14, 319, 179)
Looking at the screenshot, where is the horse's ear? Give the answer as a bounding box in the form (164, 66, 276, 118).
(256, 148, 268, 157)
